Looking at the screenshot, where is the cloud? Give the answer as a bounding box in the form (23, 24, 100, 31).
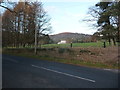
(44, 6, 58, 13)
(7, 0, 98, 2)
(41, 0, 99, 2)
(5, 0, 103, 3)
(43, 2, 98, 35)
(65, 12, 86, 18)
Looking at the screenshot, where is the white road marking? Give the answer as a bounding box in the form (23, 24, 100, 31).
(104, 69, 111, 71)
(4, 58, 19, 63)
(103, 69, 119, 73)
(31, 64, 96, 83)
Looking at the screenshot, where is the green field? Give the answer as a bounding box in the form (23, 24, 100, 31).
(41, 41, 110, 48)
(5, 41, 113, 49)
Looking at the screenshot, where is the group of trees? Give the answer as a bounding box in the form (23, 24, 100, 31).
(1, 0, 120, 47)
(1, 0, 52, 47)
(88, 1, 120, 46)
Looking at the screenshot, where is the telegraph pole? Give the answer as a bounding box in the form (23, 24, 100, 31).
(35, 23, 37, 54)
(35, 30, 37, 54)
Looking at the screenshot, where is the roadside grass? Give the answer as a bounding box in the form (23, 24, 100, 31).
(3, 48, 118, 69)
(3, 41, 119, 69)
(41, 41, 110, 48)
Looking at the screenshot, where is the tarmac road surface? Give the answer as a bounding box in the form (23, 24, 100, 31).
(2, 54, 119, 88)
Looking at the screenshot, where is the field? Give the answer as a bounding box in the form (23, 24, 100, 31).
(6, 41, 111, 49)
(41, 41, 110, 48)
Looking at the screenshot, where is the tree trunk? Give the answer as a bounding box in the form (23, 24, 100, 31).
(108, 38, 111, 46)
(23, 43, 25, 47)
(112, 38, 116, 46)
(14, 16, 17, 48)
(17, 14, 20, 48)
(118, 15, 120, 46)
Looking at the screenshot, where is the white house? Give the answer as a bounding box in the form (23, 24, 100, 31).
(57, 40, 66, 44)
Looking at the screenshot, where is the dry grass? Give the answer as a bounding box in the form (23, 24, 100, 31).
(74, 47, 118, 64)
(36, 46, 118, 67)
(3, 46, 119, 68)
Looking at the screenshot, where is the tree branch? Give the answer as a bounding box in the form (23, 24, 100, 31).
(0, 4, 16, 13)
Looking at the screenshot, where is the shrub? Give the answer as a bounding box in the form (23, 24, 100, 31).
(39, 48, 47, 51)
(80, 49, 91, 53)
(58, 48, 74, 54)
(47, 48, 56, 51)
(58, 48, 66, 54)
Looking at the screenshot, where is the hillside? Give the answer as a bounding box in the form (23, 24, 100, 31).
(50, 32, 92, 43)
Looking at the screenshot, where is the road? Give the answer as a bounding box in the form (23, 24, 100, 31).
(2, 54, 119, 88)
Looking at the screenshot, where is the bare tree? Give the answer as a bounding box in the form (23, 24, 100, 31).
(2, 0, 52, 51)
(0, 0, 17, 13)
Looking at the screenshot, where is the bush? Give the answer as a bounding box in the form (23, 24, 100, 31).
(80, 49, 91, 53)
(58, 48, 66, 54)
(47, 48, 56, 51)
(58, 48, 73, 54)
(38, 48, 47, 51)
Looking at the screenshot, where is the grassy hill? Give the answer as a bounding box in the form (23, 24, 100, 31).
(50, 32, 91, 43)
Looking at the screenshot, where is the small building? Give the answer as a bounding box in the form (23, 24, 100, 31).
(57, 40, 66, 44)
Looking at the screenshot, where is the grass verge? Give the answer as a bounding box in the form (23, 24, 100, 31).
(3, 51, 119, 69)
